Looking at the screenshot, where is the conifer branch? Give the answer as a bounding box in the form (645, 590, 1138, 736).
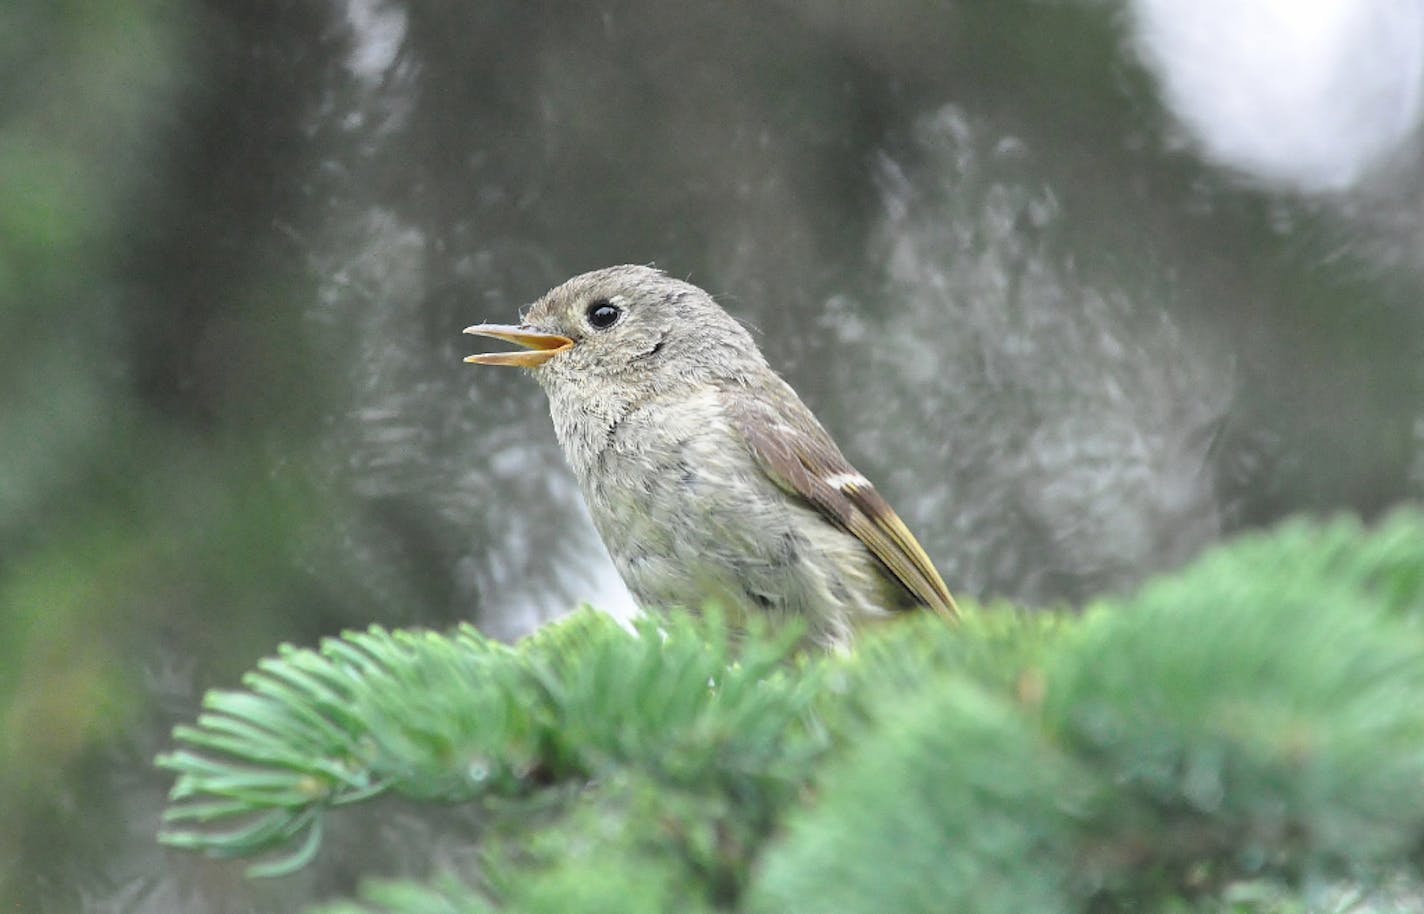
(157, 511, 1424, 910)
(157, 610, 822, 878)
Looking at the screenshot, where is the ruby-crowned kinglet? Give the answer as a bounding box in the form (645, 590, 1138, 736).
(464, 265, 958, 647)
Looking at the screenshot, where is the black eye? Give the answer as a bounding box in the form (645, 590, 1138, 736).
(585, 300, 622, 330)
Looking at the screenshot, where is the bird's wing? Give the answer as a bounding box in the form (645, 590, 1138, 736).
(726, 388, 960, 620)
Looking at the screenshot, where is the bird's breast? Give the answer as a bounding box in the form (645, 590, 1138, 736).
(584, 389, 750, 530)
(564, 389, 771, 573)
(548, 385, 893, 646)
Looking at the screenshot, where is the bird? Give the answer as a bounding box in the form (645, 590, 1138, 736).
(463, 265, 958, 648)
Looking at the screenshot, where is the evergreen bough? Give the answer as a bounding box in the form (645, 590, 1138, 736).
(159, 511, 1424, 912)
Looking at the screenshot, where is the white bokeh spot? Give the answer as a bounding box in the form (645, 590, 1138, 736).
(1133, 0, 1424, 192)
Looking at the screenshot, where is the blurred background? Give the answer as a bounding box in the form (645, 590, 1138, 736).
(2, 0, 1422, 910)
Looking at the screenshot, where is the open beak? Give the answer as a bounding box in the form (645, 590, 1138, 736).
(463, 323, 574, 367)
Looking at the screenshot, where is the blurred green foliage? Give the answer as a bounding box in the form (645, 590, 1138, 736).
(2, 0, 179, 895)
(0, 1, 342, 904)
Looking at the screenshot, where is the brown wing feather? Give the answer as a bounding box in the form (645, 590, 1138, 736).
(727, 389, 960, 620)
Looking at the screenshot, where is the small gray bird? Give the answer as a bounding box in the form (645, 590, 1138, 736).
(464, 265, 958, 648)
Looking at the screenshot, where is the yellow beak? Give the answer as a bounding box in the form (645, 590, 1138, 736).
(463, 323, 574, 367)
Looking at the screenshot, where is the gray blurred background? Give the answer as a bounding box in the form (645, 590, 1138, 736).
(3, 0, 1422, 910)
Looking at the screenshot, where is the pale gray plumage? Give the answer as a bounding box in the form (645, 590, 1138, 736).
(464, 265, 958, 648)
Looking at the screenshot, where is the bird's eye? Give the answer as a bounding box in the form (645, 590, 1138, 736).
(585, 300, 622, 330)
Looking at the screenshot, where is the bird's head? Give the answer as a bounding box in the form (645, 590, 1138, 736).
(464, 265, 765, 399)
